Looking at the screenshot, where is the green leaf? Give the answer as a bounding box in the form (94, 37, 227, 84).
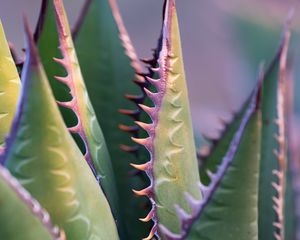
(160, 76, 262, 240)
(52, 0, 120, 231)
(187, 93, 261, 240)
(3, 22, 119, 240)
(258, 33, 285, 240)
(270, 28, 290, 239)
(0, 165, 61, 240)
(35, 0, 69, 104)
(199, 97, 250, 185)
(132, 0, 202, 237)
(74, 0, 150, 238)
(0, 21, 21, 147)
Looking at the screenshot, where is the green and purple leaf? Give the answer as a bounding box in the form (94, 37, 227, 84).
(74, 0, 152, 238)
(0, 164, 63, 240)
(258, 21, 291, 240)
(0, 21, 21, 148)
(271, 26, 290, 240)
(52, 0, 120, 229)
(160, 72, 262, 239)
(2, 20, 119, 240)
(132, 0, 202, 238)
(198, 95, 250, 186)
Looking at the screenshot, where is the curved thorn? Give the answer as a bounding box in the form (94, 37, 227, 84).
(135, 121, 154, 133)
(130, 162, 151, 171)
(132, 186, 152, 197)
(139, 208, 155, 222)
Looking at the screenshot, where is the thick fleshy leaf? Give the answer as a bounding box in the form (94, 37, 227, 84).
(187, 94, 261, 240)
(160, 75, 262, 240)
(198, 97, 250, 185)
(131, 0, 202, 238)
(52, 0, 120, 230)
(2, 22, 119, 240)
(0, 21, 21, 147)
(74, 0, 150, 238)
(258, 27, 289, 240)
(270, 28, 290, 240)
(0, 165, 62, 240)
(35, 0, 68, 104)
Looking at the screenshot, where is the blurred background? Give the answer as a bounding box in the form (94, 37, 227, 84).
(1, 0, 300, 145)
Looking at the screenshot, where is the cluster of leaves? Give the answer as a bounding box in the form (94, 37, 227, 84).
(0, 0, 299, 239)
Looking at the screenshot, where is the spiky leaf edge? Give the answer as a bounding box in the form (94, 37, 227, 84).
(271, 22, 291, 240)
(130, 0, 202, 238)
(158, 65, 262, 239)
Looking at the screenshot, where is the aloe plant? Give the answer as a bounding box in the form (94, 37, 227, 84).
(0, 0, 298, 239)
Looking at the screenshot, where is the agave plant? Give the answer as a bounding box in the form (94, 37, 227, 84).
(0, 0, 298, 239)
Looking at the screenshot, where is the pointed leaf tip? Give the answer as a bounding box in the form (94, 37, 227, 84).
(23, 15, 40, 65)
(34, 0, 49, 42)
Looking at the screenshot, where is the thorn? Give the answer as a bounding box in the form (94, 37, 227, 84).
(198, 181, 210, 196)
(184, 192, 201, 212)
(53, 57, 67, 68)
(159, 224, 181, 240)
(272, 182, 281, 192)
(206, 170, 215, 180)
(56, 100, 75, 109)
(130, 162, 151, 171)
(139, 207, 155, 222)
(273, 222, 282, 229)
(138, 104, 156, 119)
(54, 75, 69, 85)
(132, 186, 152, 197)
(272, 196, 280, 207)
(135, 121, 154, 133)
(68, 125, 80, 133)
(146, 76, 161, 89)
(175, 204, 191, 221)
(131, 137, 152, 151)
(150, 67, 160, 73)
(143, 225, 158, 240)
(144, 87, 160, 105)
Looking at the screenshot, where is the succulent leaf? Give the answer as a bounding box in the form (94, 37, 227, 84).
(0, 164, 63, 240)
(198, 97, 250, 185)
(258, 26, 290, 240)
(2, 21, 119, 240)
(132, 0, 202, 237)
(160, 73, 262, 240)
(74, 0, 151, 238)
(51, 0, 120, 227)
(271, 27, 290, 240)
(0, 21, 21, 148)
(35, 0, 69, 105)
